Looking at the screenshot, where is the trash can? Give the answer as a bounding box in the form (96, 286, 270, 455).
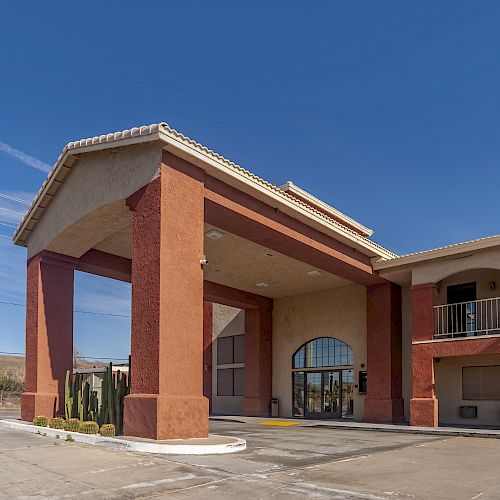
(271, 398, 279, 417)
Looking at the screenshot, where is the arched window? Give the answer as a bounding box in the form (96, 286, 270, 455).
(292, 337, 353, 369)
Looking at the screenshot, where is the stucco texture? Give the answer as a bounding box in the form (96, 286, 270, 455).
(26, 142, 162, 258)
(435, 354, 500, 426)
(272, 284, 367, 420)
(211, 303, 245, 415)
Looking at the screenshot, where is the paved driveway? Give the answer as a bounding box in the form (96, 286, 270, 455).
(1, 411, 500, 499)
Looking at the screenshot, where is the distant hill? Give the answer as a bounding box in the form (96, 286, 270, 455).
(0, 354, 24, 380)
(0, 354, 112, 379)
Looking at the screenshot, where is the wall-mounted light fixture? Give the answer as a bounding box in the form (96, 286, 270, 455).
(307, 270, 321, 277)
(206, 229, 224, 239)
(489, 281, 496, 292)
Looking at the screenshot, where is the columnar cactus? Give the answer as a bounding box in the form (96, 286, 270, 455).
(49, 417, 65, 429)
(64, 361, 130, 435)
(78, 421, 99, 434)
(64, 370, 73, 420)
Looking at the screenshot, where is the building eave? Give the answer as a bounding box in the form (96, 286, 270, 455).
(14, 122, 397, 261)
(373, 234, 500, 270)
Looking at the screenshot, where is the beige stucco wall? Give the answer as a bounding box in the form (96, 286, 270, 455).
(435, 269, 500, 305)
(27, 142, 162, 258)
(435, 355, 500, 426)
(412, 247, 500, 286)
(211, 303, 245, 415)
(272, 284, 367, 420)
(399, 266, 500, 423)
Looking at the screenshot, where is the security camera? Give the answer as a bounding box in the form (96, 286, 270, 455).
(200, 259, 208, 266)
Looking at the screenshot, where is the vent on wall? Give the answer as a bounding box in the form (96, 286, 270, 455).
(459, 406, 477, 419)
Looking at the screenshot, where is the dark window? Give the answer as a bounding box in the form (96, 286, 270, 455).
(447, 283, 477, 336)
(217, 337, 234, 365)
(217, 368, 245, 396)
(217, 335, 245, 365)
(217, 368, 234, 396)
(233, 368, 245, 396)
(234, 335, 245, 364)
(463, 366, 500, 400)
(292, 338, 353, 369)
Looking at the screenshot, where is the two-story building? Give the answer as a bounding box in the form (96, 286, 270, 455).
(13, 122, 500, 440)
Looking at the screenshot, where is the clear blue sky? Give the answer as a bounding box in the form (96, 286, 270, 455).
(1, 1, 499, 359)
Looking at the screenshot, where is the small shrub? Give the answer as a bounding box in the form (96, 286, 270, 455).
(55, 434, 60, 439)
(33, 416, 48, 427)
(63, 418, 80, 432)
(99, 423, 115, 437)
(78, 421, 99, 434)
(66, 435, 74, 442)
(49, 417, 65, 429)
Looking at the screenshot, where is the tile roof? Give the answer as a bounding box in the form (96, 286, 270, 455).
(13, 122, 397, 260)
(373, 234, 500, 269)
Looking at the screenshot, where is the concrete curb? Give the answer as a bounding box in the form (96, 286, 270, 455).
(0, 419, 246, 455)
(302, 422, 500, 439)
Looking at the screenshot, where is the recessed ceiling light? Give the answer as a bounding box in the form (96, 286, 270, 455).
(256, 282, 270, 287)
(206, 229, 224, 239)
(307, 270, 321, 276)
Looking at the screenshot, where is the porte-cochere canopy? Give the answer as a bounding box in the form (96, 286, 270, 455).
(292, 337, 353, 369)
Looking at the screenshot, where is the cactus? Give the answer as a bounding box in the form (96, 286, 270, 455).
(64, 370, 73, 420)
(99, 423, 116, 437)
(63, 361, 130, 435)
(78, 421, 99, 434)
(63, 418, 80, 432)
(49, 417, 65, 429)
(82, 382, 90, 421)
(89, 390, 99, 422)
(33, 416, 48, 427)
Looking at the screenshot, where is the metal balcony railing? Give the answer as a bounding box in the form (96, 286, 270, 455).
(434, 297, 500, 339)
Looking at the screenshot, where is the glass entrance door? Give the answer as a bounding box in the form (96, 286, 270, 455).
(322, 371, 340, 417)
(302, 370, 346, 419)
(305, 372, 322, 416)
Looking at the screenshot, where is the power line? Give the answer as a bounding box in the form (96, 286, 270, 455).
(0, 351, 128, 361)
(0, 300, 131, 318)
(0, 193, 30, 205)
(0, 222, 16, 229)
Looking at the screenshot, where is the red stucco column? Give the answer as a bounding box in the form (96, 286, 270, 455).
(203, 301, 213, 413)
(410, 283, 438, 426)
(22, 251, 75, 421)
(242, 302, 273, 416)
(123, 161, 209, 440)
(364, 282, 405, 423)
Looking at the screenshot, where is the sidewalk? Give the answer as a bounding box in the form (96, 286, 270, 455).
(210, 415, 500, 439)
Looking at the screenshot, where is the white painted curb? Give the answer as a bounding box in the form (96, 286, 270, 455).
(0, 420, 246, 455)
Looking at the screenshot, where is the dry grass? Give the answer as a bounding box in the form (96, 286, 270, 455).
(0, 355, 24, 408)
(0, 354, 24, 380)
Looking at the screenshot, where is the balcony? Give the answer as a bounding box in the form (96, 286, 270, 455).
(434, 297, 500, 339)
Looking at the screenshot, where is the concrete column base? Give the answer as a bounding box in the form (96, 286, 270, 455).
(410, 397, 439, 427)
(124, 394, 209, 440)
(21, 392, 59, 422)
(242, 396, 270, 417)
(364, 397, 405, 423)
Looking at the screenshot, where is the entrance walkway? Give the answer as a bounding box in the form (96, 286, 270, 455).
(211, 415, 500, 439)
(2, 413, 500, 498)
